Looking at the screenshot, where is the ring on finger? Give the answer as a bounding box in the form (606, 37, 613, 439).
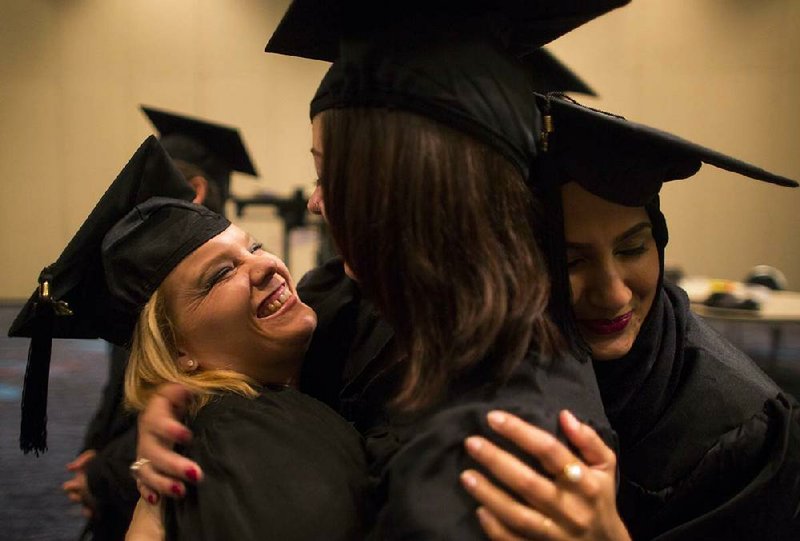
(562, 461, 584, 483)
(542, 517, 553, 531)
(129, 457, 151, 476)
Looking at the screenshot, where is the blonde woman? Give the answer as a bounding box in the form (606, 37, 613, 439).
(12, 137, 367, 541)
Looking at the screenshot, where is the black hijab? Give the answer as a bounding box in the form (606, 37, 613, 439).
(533, 93, 796, 445)
(590, 198, 691, 447)
(541, 188, 691, 446)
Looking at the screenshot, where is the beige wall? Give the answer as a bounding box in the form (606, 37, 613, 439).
(1, 0, 798, 300)
(548, 0, 800, 286)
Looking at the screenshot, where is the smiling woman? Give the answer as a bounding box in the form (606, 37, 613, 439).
(10, 137, 368, 541)
(562, 182, 661, 361)
(124, 223, 318, 414)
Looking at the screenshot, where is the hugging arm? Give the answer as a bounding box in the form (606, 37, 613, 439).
(461, 410, 630, 541)
(134, 384, 203, 503)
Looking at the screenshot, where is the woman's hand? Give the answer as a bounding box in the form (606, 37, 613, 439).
(133, 383, 203, 504)
(63, 449, 97, 517)
(460, 410, 630, 541)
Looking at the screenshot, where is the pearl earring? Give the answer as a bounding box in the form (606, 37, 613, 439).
(186, 359, 196, 369)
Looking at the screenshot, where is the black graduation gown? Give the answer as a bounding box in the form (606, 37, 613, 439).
(163, 388, 368, 541)
(80, 344, 138, 541)
(298, 257, 617, 539)
(597, 283, 800, 540)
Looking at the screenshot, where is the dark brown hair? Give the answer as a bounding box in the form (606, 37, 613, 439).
(319, 108, 560, 410)
(173, 159, 224, 215)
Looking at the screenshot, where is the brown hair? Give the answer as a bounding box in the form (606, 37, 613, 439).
(319, 108, 560, 411)
(173, 159, 224, 215)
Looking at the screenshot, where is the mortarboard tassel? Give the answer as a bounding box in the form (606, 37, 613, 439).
(540, 94, 554, 153)
(19, 268, 72, 455)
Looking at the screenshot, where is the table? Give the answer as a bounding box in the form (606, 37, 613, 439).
(680, 278, 800, 367)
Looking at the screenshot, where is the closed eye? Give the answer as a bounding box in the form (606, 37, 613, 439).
(203, 266, 234, 292)
(617, 245, 647, 258)
(567, 256, 585, 270)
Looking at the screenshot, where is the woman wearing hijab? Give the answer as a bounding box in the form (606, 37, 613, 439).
(10, 137, 368, 541)
(460, 95, 800, 540)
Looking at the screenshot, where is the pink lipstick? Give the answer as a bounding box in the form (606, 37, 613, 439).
(580, 311, 633, 335)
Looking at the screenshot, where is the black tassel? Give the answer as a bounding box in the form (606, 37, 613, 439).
(19, 270, 56, 455)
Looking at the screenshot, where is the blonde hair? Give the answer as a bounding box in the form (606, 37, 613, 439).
(124, 289, 259, 416)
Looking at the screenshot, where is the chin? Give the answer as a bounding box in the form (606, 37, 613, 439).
(587, 336, 635, 362)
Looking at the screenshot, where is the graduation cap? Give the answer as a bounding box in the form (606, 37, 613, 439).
(533, 93, 798, 206)
(524, 49, 596, 96)
(140, 106, 259, 202)
(265, 0, 630, 62)
(266, 0, 625, 181)
(9, 136, 230, 454)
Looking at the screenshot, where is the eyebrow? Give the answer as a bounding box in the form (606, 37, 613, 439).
(566, 222, 652, 249)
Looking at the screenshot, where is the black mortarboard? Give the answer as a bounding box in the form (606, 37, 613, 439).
(140, 106, 259, 202)
(523, 49, 596, 96)
(266, 0, 625, 180)
(265, 0, 630, 62)
(9, 136, 230, 454)
(533, 94, 798, 206)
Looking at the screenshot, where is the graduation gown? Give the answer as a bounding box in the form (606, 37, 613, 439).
(80, 344, 138, 541)
(298, 257, 617, 539)
(595, 282, 800, 540)
(163, 388, 368, 541)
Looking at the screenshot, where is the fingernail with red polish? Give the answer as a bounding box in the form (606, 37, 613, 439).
(185, 468, 198, 482)
(147, 494, 158, 505)
(170, 484, 183, 496)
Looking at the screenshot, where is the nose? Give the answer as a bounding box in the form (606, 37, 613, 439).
(586, 262, 632, 315)
(307, 184, 324, 216)
(248, 253, 278, 289)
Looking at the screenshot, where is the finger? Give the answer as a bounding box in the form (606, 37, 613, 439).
(475, 507, 528, 541)
(139, 393, 193, 447)
(137, 479, 161, 506)
(155, 382, 193, 419)
(63, 478, 81, 492)
(138, 385, 202, 486)
(559, 410, 615, 469)
(136, 437, 202, 488)
(486, 411, 579, 479)
(67, 492, 82, 504)
(66, 450, 91, 471)
(132, 459, 190, 500)
(464, 436, 557, 510)
(461, 469, 565, 540)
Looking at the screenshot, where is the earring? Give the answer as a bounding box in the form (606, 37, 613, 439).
(186, 359, 196, 369)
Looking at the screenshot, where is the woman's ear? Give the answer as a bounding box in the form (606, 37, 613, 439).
(176, 351, 199, 372)
(188, 175, 209, 206)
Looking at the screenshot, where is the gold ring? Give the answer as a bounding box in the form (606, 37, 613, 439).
(129, 457, 151, 475)
(562, 461, 584, 483)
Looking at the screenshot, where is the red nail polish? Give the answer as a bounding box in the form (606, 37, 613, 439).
(185, 468, 198, 482)
(147, 494, 157, 505)
(170, 484, 183, 496)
